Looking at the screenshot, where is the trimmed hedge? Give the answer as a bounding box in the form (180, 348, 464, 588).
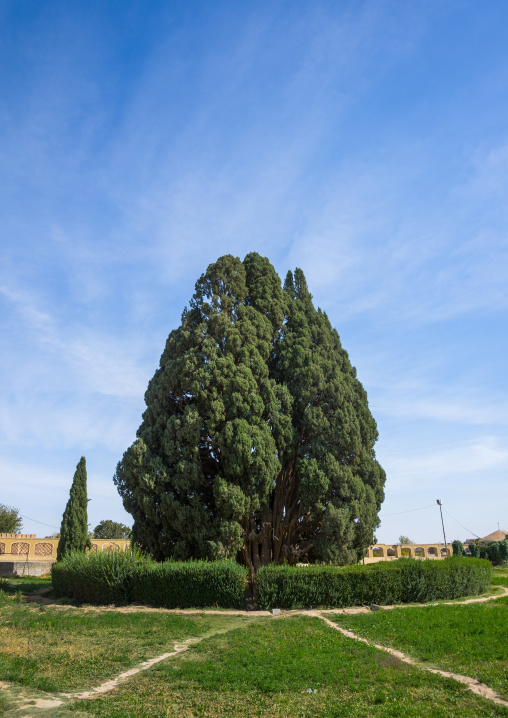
(129, 560, 247, 609)
(256, 557, 492, 610)
(52, 554, 491, 610)
(52, 550, 247, 609)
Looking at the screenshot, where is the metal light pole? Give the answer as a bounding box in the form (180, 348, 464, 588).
(436, 500, 448, 553)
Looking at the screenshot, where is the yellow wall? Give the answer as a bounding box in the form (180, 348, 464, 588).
(0, 534, 130, 561)
(363, 543, 465, 563)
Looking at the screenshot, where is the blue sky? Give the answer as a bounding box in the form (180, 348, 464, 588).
(1, 0, 507, 544)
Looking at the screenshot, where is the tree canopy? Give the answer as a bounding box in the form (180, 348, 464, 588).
(114, 254, 385, 571)
(93, 520, 132, 539)
(398, 535, 414, 545)
(0, 504, 23, 534)
(57, 457, 92, 561)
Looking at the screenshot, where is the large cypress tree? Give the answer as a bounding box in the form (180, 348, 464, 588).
(57, 457, 92, 561)
(114, 254, 385, 571)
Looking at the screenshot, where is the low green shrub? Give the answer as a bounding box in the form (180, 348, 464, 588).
(52, 550, 247, 608)
(52, 549, 143, 604)
(130, 559, 247, 609)
(256, 557, 492, 610)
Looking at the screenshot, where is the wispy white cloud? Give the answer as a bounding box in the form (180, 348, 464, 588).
(381, 396, 508, 427)
(463, 142, 508, 203)
(286, 134, 508, 325)
(0, 283, 147, 451)
(0, 395, 139, 451)
(384, 435, 508, 488)
(0, 284, 149, 400)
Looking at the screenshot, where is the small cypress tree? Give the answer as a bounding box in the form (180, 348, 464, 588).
(452, 539, 465, 556)
(57, 457, 92, 561)
(469, 541, 480, 558)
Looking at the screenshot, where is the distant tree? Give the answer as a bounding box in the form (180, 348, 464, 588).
(114, 254, 386, 572)
(469, 541, 480, 558)
(479, 543, 490, 560)
(57, 457, 92, 561)
(0, 504, 23, 534)
(488, 541, 502, 564)
(479, 539, 508, 565)
(93, 520, 132, 539)
(398, 535, 414, 545)
(452, 539, 465, 556)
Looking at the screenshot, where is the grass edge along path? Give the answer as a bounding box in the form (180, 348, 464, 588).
(14, 616, 259, 714)
(312, 612, 508, 709)
(323, 587, 508, 704)
(4, 585, 508, 715)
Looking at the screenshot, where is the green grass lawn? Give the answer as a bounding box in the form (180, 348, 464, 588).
(492, 574, 508, 587)
(1, 587, 508, 717)
(0, 599, 255, 693)
(329, 596, 508, 700)
(0, 575, 53, 594)
(65, 615, 508, 718)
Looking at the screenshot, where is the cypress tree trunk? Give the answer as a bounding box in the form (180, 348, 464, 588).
(57, 457, 92, 561)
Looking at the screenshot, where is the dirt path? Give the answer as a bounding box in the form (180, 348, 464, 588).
(23, 585, 507, 615)
(315, 583, 508, 615)
(18, 637, 197, 712)
(312, 612, 508, 708)
(13, 622, 252, 716)
(6, 585, 508, 715)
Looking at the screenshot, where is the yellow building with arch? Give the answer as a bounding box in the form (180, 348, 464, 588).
(0, 533, 131, 576)
(363, 542, 465, 563)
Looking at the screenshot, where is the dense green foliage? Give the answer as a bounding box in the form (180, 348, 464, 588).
(129, 558, 247, 609)
(114, 253, 385, 571)
(332, 597, 508, 700)
(0, 503, 22, 533)
(52, 554, 490, 610)
(52, 549, 143, 604)
(93, 520, 132, 539)
(452, 539, 466, 556)
(57, 457, 92, 561)
(52, 550, 247, 608)
(478, 539, 508, 564)
(469, 542, 480, 558)
(457, 539, 508, 564)
(256, 557, 491, 609)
